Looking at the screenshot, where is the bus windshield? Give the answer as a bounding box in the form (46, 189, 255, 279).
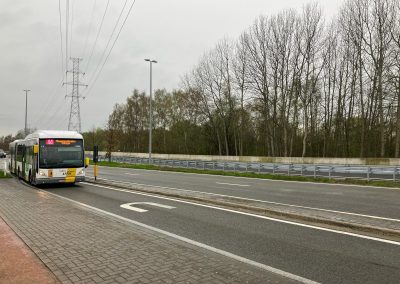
(39, 139, 84, 169)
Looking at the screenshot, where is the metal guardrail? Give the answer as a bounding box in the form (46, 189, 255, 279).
(88, 154, 400, 182)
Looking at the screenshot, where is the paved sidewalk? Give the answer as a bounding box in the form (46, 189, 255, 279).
(0, 178, 296, 284)
(0, 217, 58, 284)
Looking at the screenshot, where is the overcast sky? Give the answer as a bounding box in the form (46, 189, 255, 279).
(0, 0, 344, 136)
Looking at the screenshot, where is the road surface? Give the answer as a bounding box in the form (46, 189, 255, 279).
(86, 166, 400, 220)
(40, 180, 400, 284)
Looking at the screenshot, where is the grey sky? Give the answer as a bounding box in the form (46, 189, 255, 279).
(0, 0, 344, 136)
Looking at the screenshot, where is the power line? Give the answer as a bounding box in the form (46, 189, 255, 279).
(58, 0, 64, 78)
(69, 0, 75, 57)
(81, 0, 97, 59)
(66, 0, 69, 71)
(87, 0, 129, 86)
(85, 0, 137, 98)
(65, 0, 70, 100)
(30, 78, 64, 128)
(45, 98, 69, 129)
(84, 0, 110, 73)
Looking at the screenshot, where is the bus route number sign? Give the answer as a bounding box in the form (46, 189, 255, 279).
(45, 139, 55, 145)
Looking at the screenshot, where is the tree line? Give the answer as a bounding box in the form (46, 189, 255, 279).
(94, 0, 400, 158)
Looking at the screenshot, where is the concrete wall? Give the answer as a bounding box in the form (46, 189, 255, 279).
(86, 151, 400, 166)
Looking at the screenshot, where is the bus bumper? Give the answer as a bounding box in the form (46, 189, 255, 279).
(35, 176, 85, 185)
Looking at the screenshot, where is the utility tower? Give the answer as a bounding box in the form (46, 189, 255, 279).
(64, 57, 87, 132)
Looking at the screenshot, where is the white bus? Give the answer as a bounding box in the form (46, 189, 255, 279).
(9, 130, 88, 185)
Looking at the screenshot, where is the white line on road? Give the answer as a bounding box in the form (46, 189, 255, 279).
(81, 182, 400, 246)
(125, 173, 140, 176)
(43, 188, 318, 284)
(216, 182, 249, 187)
(90, 178, 400, 223)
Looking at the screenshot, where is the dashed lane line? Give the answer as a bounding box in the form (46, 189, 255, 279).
(216, 182, 250, 187)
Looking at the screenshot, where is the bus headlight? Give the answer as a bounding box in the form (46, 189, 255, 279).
(39, 170, 46, 177)
(77, 169, 85, 175)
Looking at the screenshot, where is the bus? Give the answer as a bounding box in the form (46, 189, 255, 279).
(9, 130, 88, 185)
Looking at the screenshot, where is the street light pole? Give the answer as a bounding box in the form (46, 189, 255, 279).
(23, 89, 31, 137)
(145, 59, 157, 164)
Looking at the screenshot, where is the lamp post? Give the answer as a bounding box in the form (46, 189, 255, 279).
(145, 59, 157, 164)
(23, 89, 31, 137)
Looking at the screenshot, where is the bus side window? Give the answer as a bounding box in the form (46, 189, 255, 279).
(26, 146, 31, 164)
(17, 145, 23, 162)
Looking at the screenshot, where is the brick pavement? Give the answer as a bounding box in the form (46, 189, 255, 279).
(0, 178, 297, 284)
(0, 217, 59, 283)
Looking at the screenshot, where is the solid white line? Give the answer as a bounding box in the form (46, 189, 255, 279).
(89, 178, 400, 223)
(125, 173, 140, 176)
(81, 182, 400, 246)
(95, 165, 400, 191)
(216, 182, 249, 187)
(43, 189, 318, 284)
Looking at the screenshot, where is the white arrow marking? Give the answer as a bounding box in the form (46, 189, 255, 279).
(120, 202, 176, 213)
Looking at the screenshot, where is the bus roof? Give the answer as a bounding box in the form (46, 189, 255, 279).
(25, 130, 83, 140)
(9, 139, 22, 146)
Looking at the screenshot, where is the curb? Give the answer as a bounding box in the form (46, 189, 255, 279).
(86, 177, 400, 241)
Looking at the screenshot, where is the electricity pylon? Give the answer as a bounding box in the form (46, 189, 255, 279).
(64, 57, 87, 132)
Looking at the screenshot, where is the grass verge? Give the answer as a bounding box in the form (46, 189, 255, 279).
(0, 170, 11, 178)
(94, 160, 400, 188)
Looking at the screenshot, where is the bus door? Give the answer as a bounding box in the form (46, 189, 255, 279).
(32, 145, 39, 177)
(21, 145, 26, 179)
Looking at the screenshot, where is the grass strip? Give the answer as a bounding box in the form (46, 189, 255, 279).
(94, 160, 400, 188)
(0, 170, 11, 178)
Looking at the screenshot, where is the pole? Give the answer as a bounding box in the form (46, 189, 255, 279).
(145, 59, 157, 164)
(149, 61, 153, 163)
(23, 89, 31, 137)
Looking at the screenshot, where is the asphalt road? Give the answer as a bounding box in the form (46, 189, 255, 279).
(86, 166, 400, 220)
(41, 181, 400, 284)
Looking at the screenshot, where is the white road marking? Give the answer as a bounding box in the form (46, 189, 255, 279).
(216, 182, 249, 187)
(120, 202, 175, 213)
(125, 173, 140, 176)
(89, 178, 400, 223)
(81, 182, 400, 246)
(43, 189, 318, 284)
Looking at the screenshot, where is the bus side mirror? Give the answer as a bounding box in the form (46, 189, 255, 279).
(33, 145, 39, 154)
(85, 158, 90, 168)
